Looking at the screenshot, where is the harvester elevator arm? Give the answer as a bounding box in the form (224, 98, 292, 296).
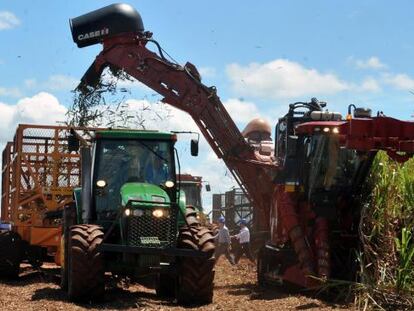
(77, 33, 275, 222)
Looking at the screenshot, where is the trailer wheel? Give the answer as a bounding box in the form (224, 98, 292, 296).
(67, 224, 104, 301)
(176, 206, 215, 305)
(0, 231, 22, 278)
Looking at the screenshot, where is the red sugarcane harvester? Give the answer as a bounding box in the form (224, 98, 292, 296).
(70, 3, 414, 287)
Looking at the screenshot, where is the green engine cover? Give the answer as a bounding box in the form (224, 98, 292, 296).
(120, 182, 170, 207)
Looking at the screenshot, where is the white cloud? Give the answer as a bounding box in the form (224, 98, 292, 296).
(24, 75, 79, 91)
(383, 73, 414, 90)
(0, 11, 20, 30)
(0, 92, 67, 143)
(358, 77, 381, 92)
(353, 56, 387, 70)
(198, 66, 216, 79)
(226, 59, 349, 100)
(43, 75, 79, 91)
(0, 86, 22, 97)
(223, 98, 261, 123)
(24, 79, 37, 88)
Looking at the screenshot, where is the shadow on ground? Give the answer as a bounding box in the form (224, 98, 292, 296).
(215, 280, 352, 310)
(1, 265, 178, 310)
(31, 286, 178, 310)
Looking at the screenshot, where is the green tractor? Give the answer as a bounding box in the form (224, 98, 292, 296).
(178, 174, 212, 226)
(61, 129, 215, 304)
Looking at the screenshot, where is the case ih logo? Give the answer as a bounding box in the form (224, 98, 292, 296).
(78, 27, 109, 41)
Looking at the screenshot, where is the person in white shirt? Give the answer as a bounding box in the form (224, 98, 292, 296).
(213, 216, 235, 265)
(232, 219, 255, 264)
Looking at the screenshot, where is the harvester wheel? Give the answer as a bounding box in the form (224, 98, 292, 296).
(67, 224, 104, 301)
(257, 246, 269, 286)
(176, 206, 215, 305)
(0, 231, 22, 278)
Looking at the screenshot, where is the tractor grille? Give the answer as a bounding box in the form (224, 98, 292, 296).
(127, 208, 177, 248)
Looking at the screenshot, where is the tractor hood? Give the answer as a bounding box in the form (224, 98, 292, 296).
(120, 182, 170, 207)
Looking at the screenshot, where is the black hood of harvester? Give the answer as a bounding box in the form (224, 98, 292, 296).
(70, 3, 144, 48)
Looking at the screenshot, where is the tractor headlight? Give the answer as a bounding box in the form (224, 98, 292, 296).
(323, 127, 330, 133)
(152, 209, 164, 218)
(165, 180, 174, 188)
(124, 208, 131, 216)
(332, 127, 339, 134)
(96, 180, 107, 188)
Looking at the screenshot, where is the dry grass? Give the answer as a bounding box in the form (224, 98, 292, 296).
(0, 261, 353, 311)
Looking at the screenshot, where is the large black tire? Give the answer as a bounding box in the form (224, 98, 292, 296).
(257, 246, 296, 289)
(67, 224, 105, 301)
(0, 231, 22, 278)
(176, 206, 216, 305)
(60, 204, 76, 291)
(257, 246, 269, 287)
(156, 273, 176, 298)
(26, 245, 44, 269)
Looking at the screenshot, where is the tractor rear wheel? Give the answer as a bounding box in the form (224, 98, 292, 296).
(67, 224, 105, 301)
(176, 206, 215, 305)
(0, 231, 22, 278)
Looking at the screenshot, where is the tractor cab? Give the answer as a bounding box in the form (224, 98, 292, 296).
(178, 174, 212, 225)
(178, 174, 203, 211)
(91, 130, 178, 247)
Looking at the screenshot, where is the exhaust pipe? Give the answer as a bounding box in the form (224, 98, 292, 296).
(81, 146, 93, 223)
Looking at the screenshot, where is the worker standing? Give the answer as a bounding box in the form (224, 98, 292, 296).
(214, 216, 235, 265)
(233, 219, 255, 264)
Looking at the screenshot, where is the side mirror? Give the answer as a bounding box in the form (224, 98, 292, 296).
(205, 183, 211, 192)
(191, 139, 199, 157)
(68, 131, 80, 152)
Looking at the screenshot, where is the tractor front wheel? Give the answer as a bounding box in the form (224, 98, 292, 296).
(156, 273, 176, 298)
(176, 206, 216, 305)
(0, 231, 22, 278)
(67, 224, 105, 301)
(60, 203, 76, 291)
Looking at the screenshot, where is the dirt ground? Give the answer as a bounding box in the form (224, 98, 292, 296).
(0, 259, 353, 311)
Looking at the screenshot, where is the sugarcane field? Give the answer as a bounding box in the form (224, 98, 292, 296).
(2, 2, 414, 311)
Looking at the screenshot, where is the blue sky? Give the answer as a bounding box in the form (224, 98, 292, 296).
(1, 1, 414, 211)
